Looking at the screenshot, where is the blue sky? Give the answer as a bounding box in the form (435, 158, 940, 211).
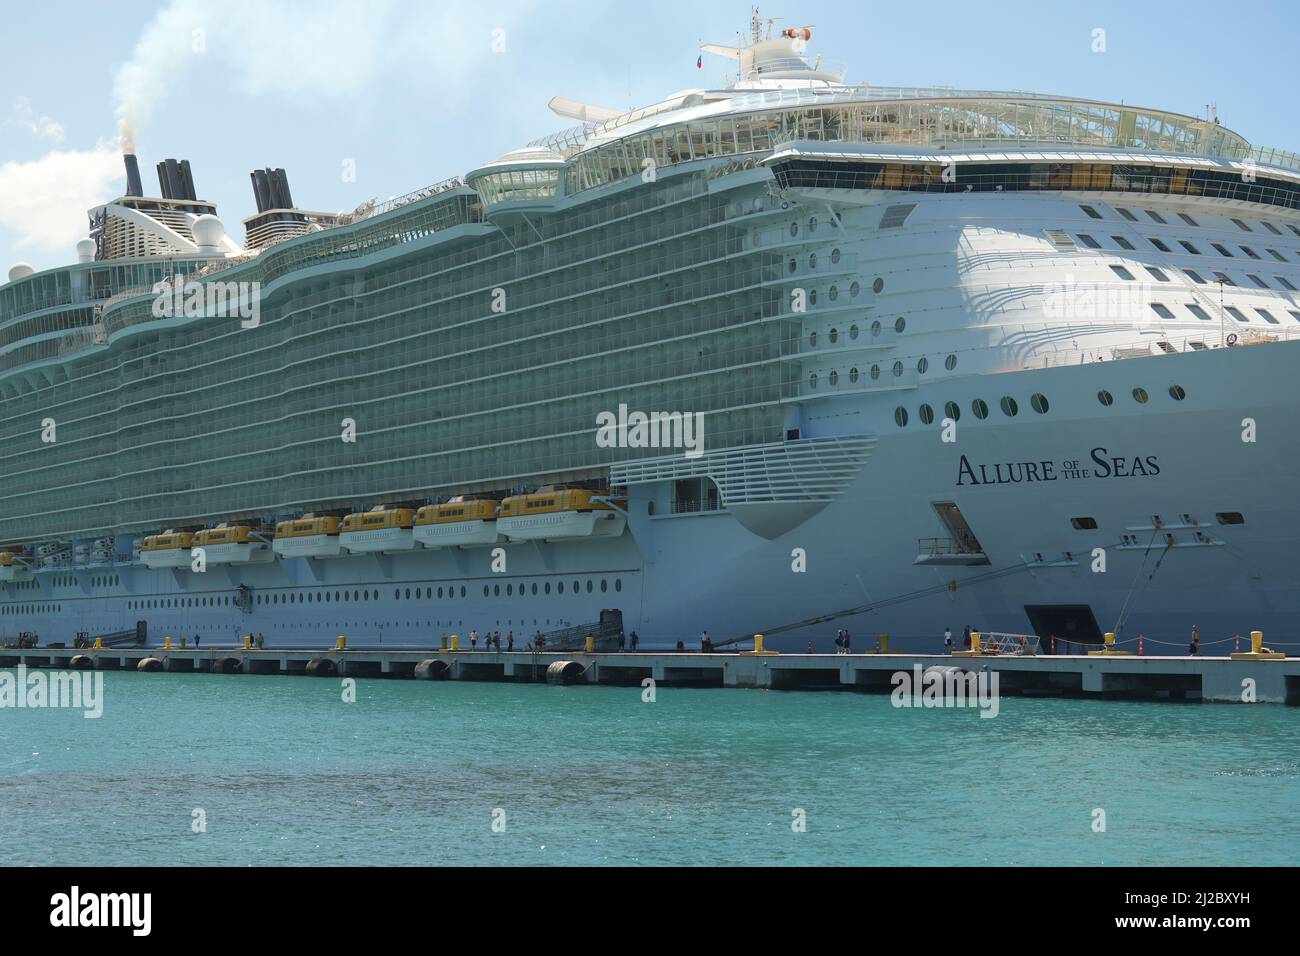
(2, 0, 1297, 273)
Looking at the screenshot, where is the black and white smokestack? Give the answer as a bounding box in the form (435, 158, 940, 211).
(250, 169, 272, 213)
(156, 159, 199, 201)
(271, 169, 295, 211)
(123, 153, 144, 197)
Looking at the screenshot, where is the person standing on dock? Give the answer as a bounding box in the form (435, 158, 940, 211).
(962, 624, 971, 649)
(470, 629, 478, 650)
(701, 630, 709, 653)
(1189, 625, 1200, 656)
(630, 631, 639, 651)
(194, 633, 200, 647)
(507, 632, 514, 652)
(944, 628, 953, 653)
(843, 629, 851, 654)
(618, 630, 626, 652)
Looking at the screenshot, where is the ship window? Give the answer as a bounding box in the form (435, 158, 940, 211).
(871, 320, 882, 336)
(1225, 306, 1248, 323)
(1247, 274, 1268, 288)
(601, 580, 608, 593)
(1216, 512, 1245, 525)
(405, 588, 411, 600)
(829, 327, 838, 343)
(870, 364, 880, 380)
(1071, 517, 1099, 530)
(546, 582, 552, 594)
(1262, 221, 1283, 235)
(460, 587, 466, 597)
(894, 317, 906, 333)
(850, 281, 861, 297)
(809, 331, 817, 348)
(808, 253, 817, 269)
(1231, 218, 1252, 232)
(873, 277, 884, 293)
(1145, 266, 1170, 282)
(1077, 233, 1101, 249)
(917, 357, 928, 374)
(829, 370, 838, 386)
(1179, 240, 1200, 255)
(1150, 303, 1175, 319)
(558, 582, 564, 593)
(1211, 243, 1234, 257)
(849, 367, 859, 383)
(919, 404, 934, 425)
(1098, 389, 1113, 406)
(827, 285, 836, 301)
(1185, 303, 1212, 321)
(1178, 213, 1199, 227)
(353, 590, 360, 602)
(615, 579, 622, 592)
(1267, 248, 1288, 262)
(586, 580, 593, 593)
(808, 373, 818, 389)
(573, 580, 580, 593)
(1241, 246, 1262, 260)
(831, 248, 841, 264)
(1110, 265, 1136, 280)
(1213, 272, 1236, 286)
(1184, 268, 1205, 284)
(849, 323, 859, 340)
(394, 588, 400, 600)
(1000, 396, 1019, 417)
(944, 401, 961, 422)
(1145, 209, 1167, 224)
(1079, 204, 1102, 220)
(506, 584, 513, 596)
(1169, 385, 1187, 400)
(1111, 235, 1135, 250)
(789, 222, 799, 237)
(894, 407, 909, 427)
(1030, 393, 1049, 414)
(808, 216, 818, 233)
(972, 399, 989, 419)
(1132, 387, 1149, 403)
(892, 360, 904, 377)
(808, 289, 817, 306)
(1116, 207, 1138, 221)
(1254, 308, 1280, 324)
(1148, 237, 1172, 252)
(532, 583, 538, 595)
(438, 587, 444, 598)
(788, 258, 797, 273)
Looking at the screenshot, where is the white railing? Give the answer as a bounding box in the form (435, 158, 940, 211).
(1025, 326, 1300, 370)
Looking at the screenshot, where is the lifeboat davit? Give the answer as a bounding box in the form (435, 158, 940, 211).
(191, 524, 273, 566)
(413, 497, 503, 549)
(497, 487, 625, 542)
(273, 515, 344, 559)
(0, 550, 32, 582)
(339, 507, 416, 554)
(140, 530, 195, 569)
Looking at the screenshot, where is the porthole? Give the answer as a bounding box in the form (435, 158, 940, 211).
(1000, 396, 1019, 417)
(494, 584, 501, 596)
(573, 580, 580, 593)
(1098, 389, 1114, 406)
(438, 587, 444, 598)
(1133, 387, 1149, 404)
(394, 588, 401, 600)
(532, 583, 538, 595)
(809, 331, 818, 348)
(892, 360, 904, 377)
(601, 579, 608, 592)
(917, 357, 928, 374)
(871, 320, 882, 337)
(1030, 393, 1049, 414)
(546, 582, 552, 594)
(808, 216, 818, 233)
(829, 327, 839, 344)
(945, 354, 957, 371)
(405, 588, 411, 600)
(919, 404, 935, 425)
(483, 585, 490, 597)
(558, 582, 565, 594)
(831, 248, 841, 264)
(850, 281, 861, 297)
(894, 406, 909, 427)
(788, 258, 797, 273)
(972, 399, 989, 419)
(506, 584, 513, 596)
(460, 586, 466, 597)
(894, 317, 906, 333)
(828, 285, 839, 301)
(615, 579, 622, 592)
(808, 372, 818, 389)
(808, 252, 818, 270)
(829, 370, 839, 386)
(353, 590, 360, 602)
(808, 289, 817, 306)
(849, 367, 860, 383)
(944, 401, 961, 421)
(849, 323, 859, 340)
(1169, 384, 1186, 400)
(873, 277, 884, 293)
(789, 222, 799, 237)
(870, 364, 880, 380)
(586, 580, 594, 593)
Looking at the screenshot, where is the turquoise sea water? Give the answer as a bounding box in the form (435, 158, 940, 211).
(1, 671, 1297, 866)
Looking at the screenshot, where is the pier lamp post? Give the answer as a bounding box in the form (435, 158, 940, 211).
(1214, 276, 1229, 348)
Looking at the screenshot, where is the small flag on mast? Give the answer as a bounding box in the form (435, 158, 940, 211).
(696, 54, 702, 68)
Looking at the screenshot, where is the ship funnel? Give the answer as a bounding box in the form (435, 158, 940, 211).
(250, 167, 296, 212)
(156, 158, 198, 201)
(123, 153, 144, 197)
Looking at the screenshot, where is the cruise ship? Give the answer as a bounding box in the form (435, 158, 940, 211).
(3, 14, 1300, 652)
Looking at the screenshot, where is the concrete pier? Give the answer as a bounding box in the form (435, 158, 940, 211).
(0, 646, 1296, 704)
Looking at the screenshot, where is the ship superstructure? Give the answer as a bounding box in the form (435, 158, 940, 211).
(3, 13, 1300, 650)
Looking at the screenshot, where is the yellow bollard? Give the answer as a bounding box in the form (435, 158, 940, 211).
(1104, 632, 1115, 649)
(740, 632, 777, 656)
(450, 634, 459, 651)
(970, 631, 981, 655)
(1252, 630, 1263, 654)
(243, 635, 252, 650)
(754, 633, 764, 654)
(94, 637, 103, 649)
(440, 635, 448, 651)
(1089, 630, 1132, 656)
(164, 636, 172, 650)
(585, 635, 594, 653)
(336, 635, 346, 651)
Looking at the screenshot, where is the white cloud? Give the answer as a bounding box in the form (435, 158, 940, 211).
(8, 97, 65, 146)
(0, 147, 122, 258)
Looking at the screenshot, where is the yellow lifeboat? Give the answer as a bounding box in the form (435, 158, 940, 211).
(413, 497, 503, 549)
(273, 515, 344, 560)
(340, 507, 416, 554)
(498, 487, 625, 542)
(0, 549, 32, 582)
(190, 523, 273, 566)
(141, 530, 195, 569)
